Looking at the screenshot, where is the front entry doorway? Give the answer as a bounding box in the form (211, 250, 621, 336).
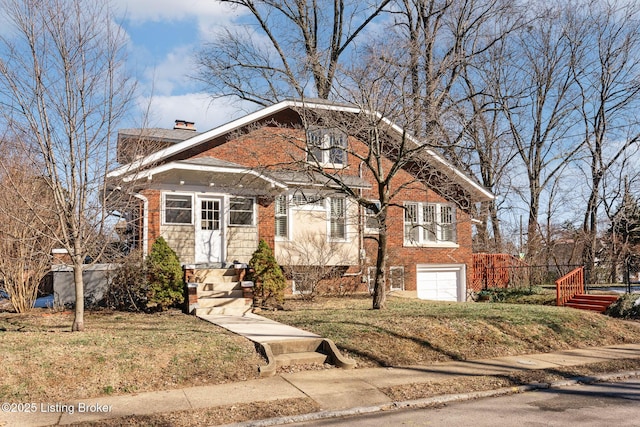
(195, 197, 223, 264)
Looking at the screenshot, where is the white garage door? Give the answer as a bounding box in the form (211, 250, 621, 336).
(416, 265, 465, 302)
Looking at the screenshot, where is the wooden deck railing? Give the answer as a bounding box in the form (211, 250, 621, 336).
(471, 253, 529, 291)
(556, 267, 584, 306)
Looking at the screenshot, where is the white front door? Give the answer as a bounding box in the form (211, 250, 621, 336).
(195, 197, 223, 264)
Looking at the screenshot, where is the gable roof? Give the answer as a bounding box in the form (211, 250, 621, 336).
(109, 99, 494, 203)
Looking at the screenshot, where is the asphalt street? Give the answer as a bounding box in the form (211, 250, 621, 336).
(286, 377, 640, 427)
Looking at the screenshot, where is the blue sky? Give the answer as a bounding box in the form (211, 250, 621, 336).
(114, 0, 251, 131)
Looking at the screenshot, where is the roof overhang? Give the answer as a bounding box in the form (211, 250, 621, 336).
(123, 160, 287, 193)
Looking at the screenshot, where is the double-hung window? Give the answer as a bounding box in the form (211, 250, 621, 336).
(275, 194, 288, 239)
(329, 197, 346, 240)
(364, 200, 381, 234)
(229, 197, 254, 226)
(164, 194, 192, 225)
(306, 128, 347, 167)
(404, 202, 456, 245)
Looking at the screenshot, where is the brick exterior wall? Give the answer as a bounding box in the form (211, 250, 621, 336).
(141, 189, 161, 249)
(134, 114, 478, 294)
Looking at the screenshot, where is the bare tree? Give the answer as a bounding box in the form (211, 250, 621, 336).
(0, 140, 58, 312)
(455, 37, 522, 253)
(572, 0, 640, 283)
(365, 0, 523, 255)
(196, 0, 392, 105)
(0, 0, 135, 330)
(282, 59, 493, 309)
(492, 3, 586, 262)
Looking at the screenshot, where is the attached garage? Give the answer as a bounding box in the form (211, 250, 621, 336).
(416, 264, 466, 302)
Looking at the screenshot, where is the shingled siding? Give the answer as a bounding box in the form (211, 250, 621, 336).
(161, 225, 196, 264)
(226, 225, 258, 264)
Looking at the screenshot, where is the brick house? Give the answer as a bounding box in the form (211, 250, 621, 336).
(108, 99, 493, 302)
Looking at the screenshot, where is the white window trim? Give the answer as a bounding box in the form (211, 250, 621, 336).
(306, 128, 348, 169)
(162, 192, 194, 225)
(404, 202, 458, 247)
(228, 196, 255, 227)
(290, 190, 326, 211)
(389, 266, 405, 291)
(291, 276, 313, 295)
(364, 200, 381, 234)
(274, 194, 290, 241)
(327, 196, 348, 242)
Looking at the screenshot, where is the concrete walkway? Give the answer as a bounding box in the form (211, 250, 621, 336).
(2, 342, 640, 426)
(198, 312, 321, 344)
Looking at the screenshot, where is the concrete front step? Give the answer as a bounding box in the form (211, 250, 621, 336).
(267, 338, 325, 356)
(193, 268, 239, 284)
(195, 306, 253, 316)
(274, 351, 328, 367)
(197, 297, 253, 309)
(196, 313, 356, 377)
(198, 289, 244, 299)
(198, 281, 241, 293)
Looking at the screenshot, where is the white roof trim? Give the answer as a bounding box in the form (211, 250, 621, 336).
(123, 162, 287, 189)
(109, 99, 493, 201)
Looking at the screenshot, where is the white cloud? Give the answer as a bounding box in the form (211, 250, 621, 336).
(137, 92, 254, 131)
(112, 0, 239, 25)
(111, 0, 254, 128)
(142, 46, 200, 96)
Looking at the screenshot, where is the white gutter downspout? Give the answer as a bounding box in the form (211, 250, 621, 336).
(134, 193, 149, 257)
(343, 161, 366, 278)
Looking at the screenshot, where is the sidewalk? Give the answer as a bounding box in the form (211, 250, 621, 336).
(2, 342, 640, 426)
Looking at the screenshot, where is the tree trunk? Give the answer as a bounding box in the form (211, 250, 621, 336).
(72, 258, 85, 332)
(372, 222, 388, 309)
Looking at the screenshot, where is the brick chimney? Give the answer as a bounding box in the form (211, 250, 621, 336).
(174, 119, 196, 131)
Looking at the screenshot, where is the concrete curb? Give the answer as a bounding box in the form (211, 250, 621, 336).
(222, 370, 640, 427)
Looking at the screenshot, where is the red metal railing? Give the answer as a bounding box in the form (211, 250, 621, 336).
(556, 267, 584, 306)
